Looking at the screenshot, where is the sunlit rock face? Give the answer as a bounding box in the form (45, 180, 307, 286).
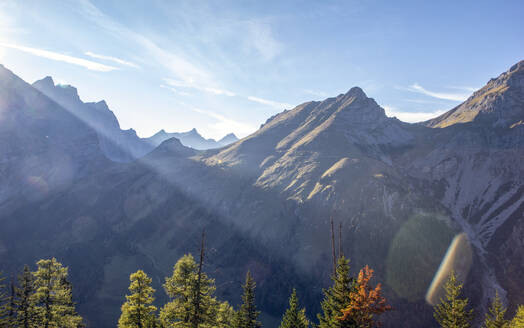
(425, 60, 524, 128)
(0, 61, 523, 328)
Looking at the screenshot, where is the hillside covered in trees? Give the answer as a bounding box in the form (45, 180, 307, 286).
(1, 232, 524, 327)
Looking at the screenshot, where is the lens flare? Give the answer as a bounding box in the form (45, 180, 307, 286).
(425, 233, 473, 305)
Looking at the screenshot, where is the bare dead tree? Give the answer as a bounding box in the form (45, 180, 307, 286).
(191, 229, 206, 328)
(339, 222, 343, 259)
(331, 216, 337, 275)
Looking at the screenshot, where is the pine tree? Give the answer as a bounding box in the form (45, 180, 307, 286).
(317, 256, 355, 328)
(509, 305, 524, 328)
(483, 292, 508, 328)
(32, 258, 84, 328)
(338, 265, 391, 328)
(279, 289, 309, 328)
(159, 254, 217, 328)
(15, 265, 36, 328)
(216, 301, 236, 328)
(235, 271, 261, 328)
(118, 270, 158, 328)
(433, 271, 473, 328)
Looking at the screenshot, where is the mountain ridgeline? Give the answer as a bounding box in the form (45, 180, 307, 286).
(0, 61, 523, 327)
(32, 76, 237, 161)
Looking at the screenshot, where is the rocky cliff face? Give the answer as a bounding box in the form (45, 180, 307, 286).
(0, 61, 522, 327)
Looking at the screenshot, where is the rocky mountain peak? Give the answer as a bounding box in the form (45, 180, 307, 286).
(35, 76, 54, 89)
(33, 76, 81, 104)
(425, 60, 524, 128)
(218, 133, 239, 144)
(343, 86, 367, 99)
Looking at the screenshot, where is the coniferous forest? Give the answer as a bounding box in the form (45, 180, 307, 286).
(1, 232, 524, 328)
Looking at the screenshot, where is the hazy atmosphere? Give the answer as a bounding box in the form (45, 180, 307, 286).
(0, 1, 523, 328)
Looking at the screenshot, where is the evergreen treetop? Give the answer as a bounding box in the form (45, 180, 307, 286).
(279, 289, 309, 328)
(32, 258, 84, 328)
(317, 256, 355, 328)
(483, 292, 508, 328)
(118, 270, 157, 328)
(433, 270, 473, 328)
(236, 271, 261, 328)
(159, 254, 217, 328)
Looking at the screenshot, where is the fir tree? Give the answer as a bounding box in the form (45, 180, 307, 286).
(235, 271, 261, 328)
(159, 254, 217, 328)
(118, 270, 157, 328)
(15, 265, 36, 328)
(483, 292, 508, 328)
(32, 258, 84, 328)
(433, 271, 473, 328)
(279, 289, 309, 328)
(317, 256, 355, 328)
(509, 305, 524, 328)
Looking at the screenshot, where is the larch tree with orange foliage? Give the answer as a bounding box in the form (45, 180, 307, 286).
(338, 265, 391, 328)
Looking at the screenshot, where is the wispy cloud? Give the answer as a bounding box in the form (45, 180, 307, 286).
(164, 78, 236, 97)
(247, 96, 293, 109)
(407, 83, 470, 102)
(383, 105, 446, 123)
(76, 0, 215, 85)
(0, 42, 118, 72)
(85, 51, 140, 69)
(160, 84, 193, 97)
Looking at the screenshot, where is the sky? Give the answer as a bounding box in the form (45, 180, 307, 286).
(0, 0, 523, 139)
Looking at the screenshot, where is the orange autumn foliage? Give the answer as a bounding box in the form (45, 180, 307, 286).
(338, 265, 391, 327)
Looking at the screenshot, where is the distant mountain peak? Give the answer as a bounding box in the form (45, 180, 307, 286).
(218, 133, 239, 145)
(343, 86, 366, 98)
(38, 76, 55, 88)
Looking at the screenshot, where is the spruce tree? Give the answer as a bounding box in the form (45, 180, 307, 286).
(483, 292, 508, 328)
(509, 305, 524, 328)
(15, 265, 36, 328)
(235, 271, 261, 328)
(317, 256, 355, 328)
(118, 270, 158, 328)
(279, 289, 309, 328)
(159, 254, 217, 328)
(32, 258, 84, 328)
(433, 271, 473, 328)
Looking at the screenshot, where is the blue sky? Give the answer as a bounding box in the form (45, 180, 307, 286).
(0, 0, 523, 139)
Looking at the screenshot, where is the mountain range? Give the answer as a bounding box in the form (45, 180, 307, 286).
(0, 60, 522, 327)
(31, 76, 237, 161)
